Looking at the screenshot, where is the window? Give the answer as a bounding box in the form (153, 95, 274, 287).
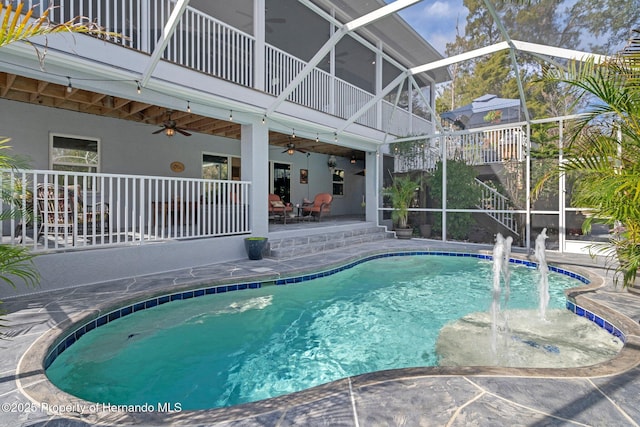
(50, 134, 100, 189)
(202, 154, 241, 180)
(202, 154, 228, 180)
(50, 134, 99, 173)
(332, 169, 344, 196)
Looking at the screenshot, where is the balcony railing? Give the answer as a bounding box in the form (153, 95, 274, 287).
(1, 170, 251, 252)
(394, 125, 527, 173)
(11, 0, 431, 135)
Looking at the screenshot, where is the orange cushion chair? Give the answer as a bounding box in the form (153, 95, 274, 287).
(302, 193, 332, 221)
(268, 193, 292, 222)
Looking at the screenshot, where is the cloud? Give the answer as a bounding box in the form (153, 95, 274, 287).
(424, 1, 461, 19)
(399, 0, 468, 55)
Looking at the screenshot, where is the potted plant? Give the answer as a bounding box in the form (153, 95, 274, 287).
(244, 236, 269, 260)
(383, 175, 419, 239)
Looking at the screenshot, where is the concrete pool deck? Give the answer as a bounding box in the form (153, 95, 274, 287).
(2, 238, 640, 426)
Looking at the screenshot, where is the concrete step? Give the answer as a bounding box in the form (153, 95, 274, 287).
(268, 225, 394, 259)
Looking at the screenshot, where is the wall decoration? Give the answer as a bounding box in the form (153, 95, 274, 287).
(300, 168, 308, 184)
(170, 161, 185, 173)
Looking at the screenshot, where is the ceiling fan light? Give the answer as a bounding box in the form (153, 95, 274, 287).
(287, 147, 295, 155)
(166, 128, 175, 137)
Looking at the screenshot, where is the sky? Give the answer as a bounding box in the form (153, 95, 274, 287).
(395, 0, 468, 56)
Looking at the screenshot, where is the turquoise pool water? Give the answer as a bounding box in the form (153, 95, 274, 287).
(46, 255, 583, 410)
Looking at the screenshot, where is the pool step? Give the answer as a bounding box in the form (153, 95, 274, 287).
(267, 224, 394, 259)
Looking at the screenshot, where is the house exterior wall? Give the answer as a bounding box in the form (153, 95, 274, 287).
(2, 98, 366, 216)
(2, 99, 240, 177)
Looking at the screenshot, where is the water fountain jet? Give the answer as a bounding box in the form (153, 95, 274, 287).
(436, 229, 622, 367)
(535, 228, 550, 319)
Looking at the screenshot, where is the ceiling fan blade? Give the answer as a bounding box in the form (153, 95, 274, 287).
(176, 128, 192, 136)
(152, 128, 165, 134)
(297, 148, 307, 154)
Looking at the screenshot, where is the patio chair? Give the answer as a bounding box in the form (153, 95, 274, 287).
(36, 184, 76, 245)
(36, 184, 110, 245)
(301, 193, 332, 221)
(67, 185, 110, 235)
(268, 193, 292, 223)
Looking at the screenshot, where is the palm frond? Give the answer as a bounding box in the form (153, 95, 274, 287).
(0, 2, 123, 56)
(0, 245, 39, 289)
(538, 28, 640, 287)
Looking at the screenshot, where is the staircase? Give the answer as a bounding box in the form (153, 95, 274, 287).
(267, 224, 394, 259)
(474, 178, 520, 236)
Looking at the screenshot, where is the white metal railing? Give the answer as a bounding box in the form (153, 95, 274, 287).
(10, 0, 433, 133)
(265, 45, 380, 127)
(475, 178, 519, 235)
(1, 170, 251, 252)
(11, 0, 143, 50)
(394, 125, 527, 173)
(265, 45, 332, 113)
(382, 101, 432, 136)
(334, 79, 376, 127)
(163, 4, 255, 87)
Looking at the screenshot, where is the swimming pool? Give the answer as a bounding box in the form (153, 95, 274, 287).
(45, 253, 615, 410)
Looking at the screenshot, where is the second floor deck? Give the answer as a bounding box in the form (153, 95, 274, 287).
(8, 0, 444, 138)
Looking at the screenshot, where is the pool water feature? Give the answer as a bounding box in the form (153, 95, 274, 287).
(45, 254, 620, 410)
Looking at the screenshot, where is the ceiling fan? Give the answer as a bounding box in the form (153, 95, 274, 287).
(282, 140, 306, 155)
(152, 110, 191, 137)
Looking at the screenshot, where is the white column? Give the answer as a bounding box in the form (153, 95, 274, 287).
(253, 0, 265, 91)
(375, 41, 383, 129)
(365, 151, 377, 222)
(241, 121, 270, 236)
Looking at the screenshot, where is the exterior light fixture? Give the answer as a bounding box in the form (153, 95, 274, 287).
(327, 155, 337, 169)
(66, 77, 72, 93)
(350, 154, 356, 164)
(187, 101, 191, 113)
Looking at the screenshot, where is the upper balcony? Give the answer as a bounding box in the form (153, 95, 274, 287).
(9, 0, 449, 140)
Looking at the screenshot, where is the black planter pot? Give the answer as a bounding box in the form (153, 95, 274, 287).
(394, 227, 413, 239)
(244, 237, 268, 260)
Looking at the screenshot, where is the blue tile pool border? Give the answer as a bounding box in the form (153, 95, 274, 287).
(43, 251, 615, 370)
(566, 300, 625, 342)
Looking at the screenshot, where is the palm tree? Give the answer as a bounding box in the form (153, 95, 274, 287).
(383, 175, 419, 230)
(537, 29, 640, 288)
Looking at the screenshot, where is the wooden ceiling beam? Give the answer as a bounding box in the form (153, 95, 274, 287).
(0, 72, 356, 157)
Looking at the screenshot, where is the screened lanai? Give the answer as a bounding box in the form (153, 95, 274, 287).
(367, 0, 636, 255)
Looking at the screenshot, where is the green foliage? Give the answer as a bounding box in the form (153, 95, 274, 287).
(0, 245, 38, 289)
(1, 2, 122, 50)
(428, 160, 482, 240)
(439, 0, 635, 120)
(382, 175, 420, 229)
(0, 138, 40, 334)
(391, 139, 424, 157)
(536, 31, 640, 287)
